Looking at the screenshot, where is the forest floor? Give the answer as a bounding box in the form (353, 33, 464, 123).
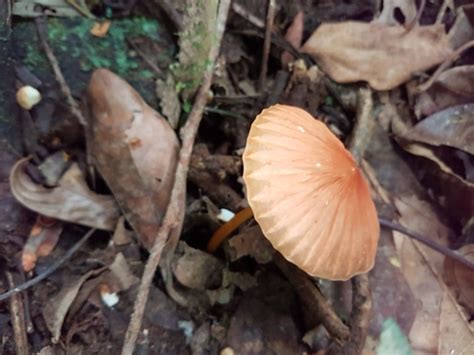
(0, 0, 473, 354)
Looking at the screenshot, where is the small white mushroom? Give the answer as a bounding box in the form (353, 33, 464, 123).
(16, 86, 42, 110)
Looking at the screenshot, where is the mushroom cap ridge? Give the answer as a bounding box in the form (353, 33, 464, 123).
(243, 104, 380, 280)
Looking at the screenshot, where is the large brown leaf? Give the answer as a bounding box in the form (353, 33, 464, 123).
(86, 69, 179, 249)
(301, 22, 453, 90)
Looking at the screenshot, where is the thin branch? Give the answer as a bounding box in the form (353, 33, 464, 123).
(231, 3, 308, 65)
(405, 0, 426, 31)
(0, 229, 96, 302)
(258, 0, 276, 91)
(435, 0, 453, 25)
(204, 106, 248, 120)
(344, 87, 374, 353)
(120, 1, 231, 354)
(6, 272, 29, 355)
(379, 218, 474, 270)
(126, 39, 163, 76)
(274, 254, 350, 345)
(348, 88, 373, 162)
(34, 18, 87, 126)
(338, 275, 372, 355)
(232, 2, 265, 28)
(417, 39, 474, 92)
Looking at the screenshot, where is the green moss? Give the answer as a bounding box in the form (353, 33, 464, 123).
(42, 17, 162, 75)
(14, 17, 174, 105)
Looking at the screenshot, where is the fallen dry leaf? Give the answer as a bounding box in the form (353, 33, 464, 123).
(415, 66, 474, 117)
(375, 0, 416, 26)
(443, 244, 474, 314)
(43, 267, 107, 342)
(400, 142, 474, 226)
(87, 69, 179, 249)
(404, 103, 474, 154)
(281, 11, 304, 68)
(301, 22, 453, 90)
(111, 216, 133, 246)
(438, 289, 474, 354)
(447, 4, 474, 49)
(108, 252, 140, 291)
(393, 195, 474, 353)
(10, 158, 120, 230)
(22, 215, 62, 272)
(397, 105, 474, 226)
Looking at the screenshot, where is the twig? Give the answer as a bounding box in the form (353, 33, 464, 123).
(379, 218, 474, 270)
(34, 18, 87, 126)
(6, 272, 29, 355)
(258, 0, 276, 91)
(275, 255, 350, 345)
(232, 2, 265, 28)
(204, 106, 247, 120)
(348, 87, 374, 162)
(405, 0, 426, 31)
(266, 70, 289, 105)
(235, 29, 307, 64)
(126, 39, 163, 76)
(120, 1, 231, 354)
(435, 0, 453, 24)
(343, 87, 374, 353)
(65, 0, 95, 18)
(417, 39, 474, 92)
(231, 3, 308, 65)
(14, 265, 34, 334)
(338, 275, 372, 355)
(0, 229, 96, 302)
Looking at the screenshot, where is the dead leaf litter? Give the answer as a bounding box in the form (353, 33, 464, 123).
(2, 0, 474, 353)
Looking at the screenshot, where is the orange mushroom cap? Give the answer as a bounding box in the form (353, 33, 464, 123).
(243, 104, 379, 280)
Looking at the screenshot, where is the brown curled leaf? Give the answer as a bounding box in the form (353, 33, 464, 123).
(22, 215, 63, 272)
(86, 69, 179, 249)
(10, 158, 120, 230)
(301, 22, 453, 90)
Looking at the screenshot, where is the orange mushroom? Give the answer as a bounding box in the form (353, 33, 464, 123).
(243, 104, 379, 280)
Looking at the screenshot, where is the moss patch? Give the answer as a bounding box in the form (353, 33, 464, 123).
(13, 17, 175, 106)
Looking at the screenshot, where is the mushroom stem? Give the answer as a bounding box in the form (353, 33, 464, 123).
(207, 207, 254, 253)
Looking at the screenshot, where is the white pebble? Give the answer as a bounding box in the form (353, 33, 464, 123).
(217, 208, 235, 222)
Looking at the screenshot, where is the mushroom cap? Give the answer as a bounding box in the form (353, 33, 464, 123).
(243, 105, 379, 280)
